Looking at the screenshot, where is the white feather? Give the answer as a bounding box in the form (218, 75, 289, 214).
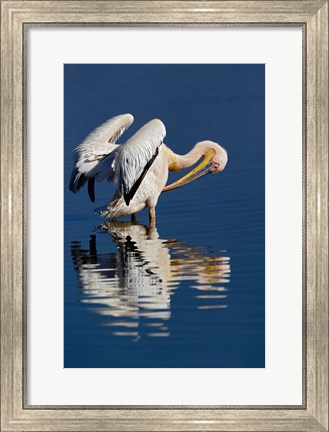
(114, 119, 166, 195)
(70, 114, 166, 206)
(75, 113, 134, 157)
(69, 113, 134, 192)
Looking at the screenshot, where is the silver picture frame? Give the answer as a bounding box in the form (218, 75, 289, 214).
(1, 1, 328, 431)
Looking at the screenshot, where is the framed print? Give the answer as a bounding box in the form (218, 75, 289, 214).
(1, 1, 328, 431)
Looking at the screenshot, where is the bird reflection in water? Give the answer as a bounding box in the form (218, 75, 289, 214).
(71, 222, 230, 340)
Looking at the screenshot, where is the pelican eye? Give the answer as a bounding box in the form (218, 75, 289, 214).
(210, 162, 220, 173)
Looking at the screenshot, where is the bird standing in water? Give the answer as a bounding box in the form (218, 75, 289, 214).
(69, 113, 228, 226)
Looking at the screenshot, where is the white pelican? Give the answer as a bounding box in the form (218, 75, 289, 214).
(69, 113, 228, 226)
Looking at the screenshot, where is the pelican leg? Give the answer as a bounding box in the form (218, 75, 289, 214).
(149, 207, 156, 228)
(131, 213, 137, 223)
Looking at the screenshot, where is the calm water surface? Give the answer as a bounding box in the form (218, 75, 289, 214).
(64, 64, 265, 367)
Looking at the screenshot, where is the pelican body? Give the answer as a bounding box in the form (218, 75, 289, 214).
(69, 114, 228, 226)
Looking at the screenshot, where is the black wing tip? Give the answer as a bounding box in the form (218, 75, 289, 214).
(69, 168, 88, 194)
(69, 169, 96, 203)
(123, 194, 131, 206)
(88, 178, 96, 202)
(69, 168, 76, 192)
(122, 146, 160, 207)
(69, 168, 80, 192)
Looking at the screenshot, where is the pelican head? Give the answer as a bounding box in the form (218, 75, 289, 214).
(163, 140, 228, 192)
(205, 141, 228, 174)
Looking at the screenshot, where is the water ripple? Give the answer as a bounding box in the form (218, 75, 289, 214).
(71, 221, 230, 341)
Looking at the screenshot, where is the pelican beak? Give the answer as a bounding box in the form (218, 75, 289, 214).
(163, 148, 216, 192)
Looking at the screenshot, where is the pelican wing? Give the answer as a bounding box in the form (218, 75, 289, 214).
(69, 113, 134, 201)
(113, 119, 166, 205)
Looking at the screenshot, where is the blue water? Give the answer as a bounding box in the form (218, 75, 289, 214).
(64, 64, 265, 368)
